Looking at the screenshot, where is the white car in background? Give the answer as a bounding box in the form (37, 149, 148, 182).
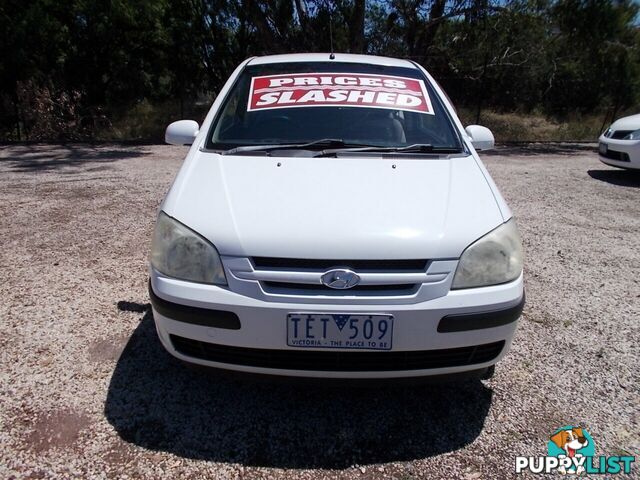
(599, 113, 640, 170)
(149, 53, 525, 380)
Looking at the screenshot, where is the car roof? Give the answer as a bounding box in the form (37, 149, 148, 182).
(247, 53, 418, 69)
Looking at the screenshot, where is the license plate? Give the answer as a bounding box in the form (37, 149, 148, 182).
(599, 143, 607, 154)
(287, 313, 394, 350)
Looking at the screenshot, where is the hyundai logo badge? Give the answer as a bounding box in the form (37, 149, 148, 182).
(320, 269, 361, 289)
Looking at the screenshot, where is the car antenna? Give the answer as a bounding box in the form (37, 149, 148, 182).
(329, 13, 335, 59)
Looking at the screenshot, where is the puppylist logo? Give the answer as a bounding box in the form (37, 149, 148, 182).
(515, 426, 635, 475)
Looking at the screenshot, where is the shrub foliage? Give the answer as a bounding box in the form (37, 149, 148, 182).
(0, 0, 638, 141)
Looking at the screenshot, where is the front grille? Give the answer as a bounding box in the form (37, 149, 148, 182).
(610, 130, 633, 139)
(249, 257, 429, 296)
(601, 148, 630, 162)
(170, 335, 505, 371)
(252, 257, 428, 271)
(262, 281, 417, 294)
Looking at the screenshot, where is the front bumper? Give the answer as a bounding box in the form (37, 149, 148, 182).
(598, 135, 640, 170)
(149, 270, 524, 379)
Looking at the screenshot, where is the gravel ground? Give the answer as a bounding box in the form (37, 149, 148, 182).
(0, 143, 638, 479)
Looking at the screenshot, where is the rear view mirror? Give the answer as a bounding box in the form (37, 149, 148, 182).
(165, 120, 200, 145)
(465, 125, 495, 151)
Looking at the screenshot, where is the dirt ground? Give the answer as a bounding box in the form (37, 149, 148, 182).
(0, 143, 638, 479)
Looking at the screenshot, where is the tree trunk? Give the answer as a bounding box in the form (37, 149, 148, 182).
(349, 0, 366, 53)
(244, 0, 281, 52)
(416, 0, 446, 62)
(294, 0, 308, 29)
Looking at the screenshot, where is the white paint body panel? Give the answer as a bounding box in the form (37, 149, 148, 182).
(162, 154, 504, 259)
(608, 113, 640, 131)
(599, 112, 640, 169)
(152, 53, 524, 378)
(247, 53, 416, 68)
(151, 269, 523, 378)
(598, 134, 640, 169)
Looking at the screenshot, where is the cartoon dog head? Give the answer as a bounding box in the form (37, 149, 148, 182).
(550, 427, 589, 457)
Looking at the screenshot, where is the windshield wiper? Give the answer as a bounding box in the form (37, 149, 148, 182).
(222, 138, 361, 155)
(222, 140, 463, 156)
(316, 143, 464, 156)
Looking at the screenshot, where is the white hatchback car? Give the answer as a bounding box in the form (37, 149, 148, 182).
(599, 113, 640, 170)
(149, 53, 525, 380)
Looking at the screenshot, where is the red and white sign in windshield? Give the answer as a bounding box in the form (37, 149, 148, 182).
(247, 73, 433, 114)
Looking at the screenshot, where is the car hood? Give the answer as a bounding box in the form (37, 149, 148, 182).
(610, 113, 640, 131)
(163, 153, 505, 259)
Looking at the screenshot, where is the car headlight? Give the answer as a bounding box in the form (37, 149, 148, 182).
(452, 218, 523, 289)
(623, 129, 640, 140)
(150, 211, 227, 285)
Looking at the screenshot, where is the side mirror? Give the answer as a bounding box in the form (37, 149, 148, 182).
(165, 120, 199, 145)
(465, 125, 495, 151)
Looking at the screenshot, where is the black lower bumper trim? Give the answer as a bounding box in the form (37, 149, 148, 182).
(600, 148, 630, 162)
(437, 294, 525, 333)
(149, 281, 241, 330)
(170, 335, 505, 372)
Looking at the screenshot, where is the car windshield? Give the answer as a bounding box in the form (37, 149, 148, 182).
(207, 62, 463, 152)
